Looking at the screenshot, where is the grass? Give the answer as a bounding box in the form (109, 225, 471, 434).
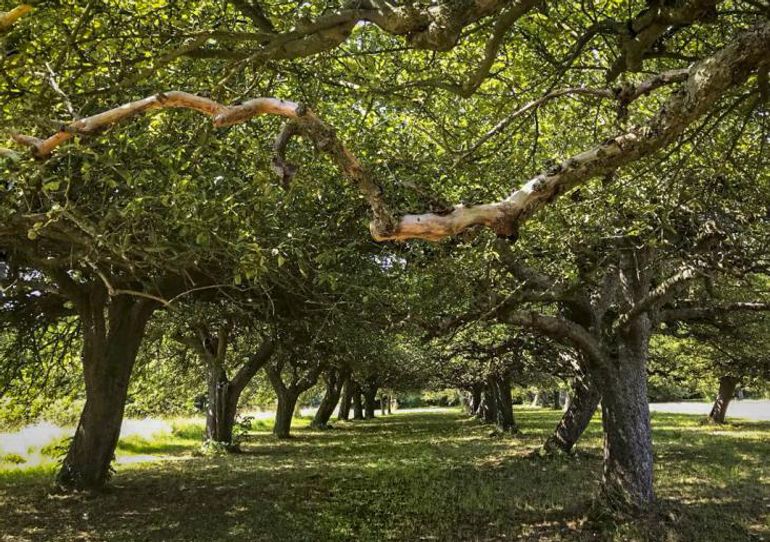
(0, 408, 767, 541)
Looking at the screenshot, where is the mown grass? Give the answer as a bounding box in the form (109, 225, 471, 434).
(0, 408, 767, 541)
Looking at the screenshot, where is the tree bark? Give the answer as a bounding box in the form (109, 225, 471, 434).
(337, 375, 353, 421)
(480, 380, 497, 424)
(708, 375, 740, 424)
(352, 382, 364, 420)
(57, 293, 155, 490)
(542, 373, 601, 454)
(595, 327, 655, 513)
(274, 389, 300, 438)
(380, 395, 387, 416)
(469, 384, 483, 417)
(493, 373, 518, 434)
(205, 366, 237, 447)
(363, 386, 378, 419)
(266, 360, 322, 438)
(188, 331, 274, 450)
(312, 368, 345, 429)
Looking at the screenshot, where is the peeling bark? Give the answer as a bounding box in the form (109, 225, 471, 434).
(0, 4, 32, 33)
(14, 24, 770, 244)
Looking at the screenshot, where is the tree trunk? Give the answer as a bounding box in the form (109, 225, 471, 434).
(203, 336, 274, 450)
(363, 386, 378, 419)
(205, 367, 237, 447)
(563, 387, 573, 413)
(337, 375, 353, 421)
(57, 295, 155, 490)
(493, 373, 517, 434)
(352, 383, 364, 420)
(708, 375, 739, 424)
(274, 389, 300, 438)
(595, 328, 655, 513)
(480, 381, 497, 424)
(543, 373, 601, 454)
(387, 394, 392, 414)
(312, 369, 344, 429)
(380, 395, 387, 415)
(470, 384, 483, 417)
(552, 390, 561, 410)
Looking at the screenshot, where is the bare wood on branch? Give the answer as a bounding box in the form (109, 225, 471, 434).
(11, 91, 397, 236)
(374, 23, 770, 241)
(0, 4, 32, 33)
(10, 24, 770, 243)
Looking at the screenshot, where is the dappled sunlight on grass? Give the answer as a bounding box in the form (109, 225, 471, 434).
(0, 409, 768, 541)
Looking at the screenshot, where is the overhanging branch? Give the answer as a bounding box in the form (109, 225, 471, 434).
(11, 23, 770, 244)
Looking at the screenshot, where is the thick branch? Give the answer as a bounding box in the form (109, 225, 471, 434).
(194, 0, 518, 61)
(498, 310, 604, 365)
(11, 91, 397, 235)
(616, 264, 700, 330)
(606, 0, 719, 81)
(661, 302, 770, 322)
(230, 337, 275, 395)
(374, 22, 770, 241)
(229, 0, 275, 33)
(12, 24, 769, 244)
(0, 4, 32, 33)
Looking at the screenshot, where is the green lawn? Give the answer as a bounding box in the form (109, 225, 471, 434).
(0, 408, 768, 541)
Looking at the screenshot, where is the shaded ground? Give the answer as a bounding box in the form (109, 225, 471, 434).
(0, 409, 768, 541)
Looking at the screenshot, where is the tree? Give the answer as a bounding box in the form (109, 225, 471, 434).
(3, 0, 770, 516)
(175, 319, 275, 449)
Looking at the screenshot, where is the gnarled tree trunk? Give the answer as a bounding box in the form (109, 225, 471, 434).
(266, 359, 322, 438)
(595, 325, 655, 513)
(469, 384, 483, 417)
(542, 372, 601, 454)
(57, 293, 156, 490)
(312, 368, 346, 429)
(480, 380, 497, 424)
(709, 375, 740, 424)
(184, 327, 274, 450)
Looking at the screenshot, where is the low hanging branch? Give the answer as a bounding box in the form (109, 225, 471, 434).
(11, 92, 397, 236)
(372, 22, 770, 242)
(10, 23, 770, 243)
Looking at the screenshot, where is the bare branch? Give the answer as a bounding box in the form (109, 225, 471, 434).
(0, 4, 32, 33)
(10, 91, 397, 235)
(374, 23, 770, 241)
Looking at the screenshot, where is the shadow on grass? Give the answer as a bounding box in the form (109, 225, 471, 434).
(0, 410, 767, 542)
